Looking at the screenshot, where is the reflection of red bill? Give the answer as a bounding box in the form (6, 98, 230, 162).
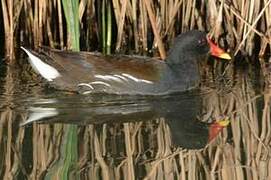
(208, 118, 230, 142)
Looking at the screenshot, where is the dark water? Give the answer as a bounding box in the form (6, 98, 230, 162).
(0, 57, 270, 180)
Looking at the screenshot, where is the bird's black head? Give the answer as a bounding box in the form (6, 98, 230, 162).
(166, 30, 210, 65)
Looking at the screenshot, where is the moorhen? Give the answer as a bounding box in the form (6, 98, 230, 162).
(21, 30, 231, 95)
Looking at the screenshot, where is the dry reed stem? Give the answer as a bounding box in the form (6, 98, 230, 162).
(139, 0, 147, 52)
(112, 0, 120, 24)
(1, 0, 13, 61)
(124, 123, 135, 180)
(79, 0, 87, 21)
(187, 151, 194, 180)
(210, 147, 221, 174)
(2, 111, 12, 180)
(131, 0, 138, 52)
(143, 0, 166, 59)
(221, 1, 269, 42)
(179, 151, 186, 179)
(143, 149, 184, 180)
(163, 0, 182, 36)
(115, 0, 128, 51)
(47, 18, 54, 48)
(234, 0, 271, 55)
(57, 0, 64, 49)
(94, 132, 110, 180)
(213, 0, 224, 39)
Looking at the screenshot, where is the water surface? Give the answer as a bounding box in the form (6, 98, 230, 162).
(0, 57, 270, 180)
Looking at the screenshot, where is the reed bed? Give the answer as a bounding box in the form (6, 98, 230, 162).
(1, 0, 271, 63)
(1, 0, 271, 179)
(0, 64, 271, 179)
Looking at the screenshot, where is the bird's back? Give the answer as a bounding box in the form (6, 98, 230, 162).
(22, 47, 173, 95)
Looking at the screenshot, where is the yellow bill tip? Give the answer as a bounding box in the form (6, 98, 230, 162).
(216, 118, 230, 127)
(218, 53, 231, 60)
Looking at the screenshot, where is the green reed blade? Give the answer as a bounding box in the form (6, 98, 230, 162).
(61, 0, 80, 51)
(106, 1, 112, 55)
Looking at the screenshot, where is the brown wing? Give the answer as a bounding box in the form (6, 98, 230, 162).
(39, 47, 164, 82)
(85, 54, 163, 81)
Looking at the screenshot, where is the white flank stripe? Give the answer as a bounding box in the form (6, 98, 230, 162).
(113, 74, 128, 81)
(140, 79, 154, 84)
(121, 73, 153, 84)
(90, 81, 111, 87)
(78, 83, 94, 90)
(95, 74, 123, 82)
(21, 47, 60, 81)
(82, 90, 93, 95)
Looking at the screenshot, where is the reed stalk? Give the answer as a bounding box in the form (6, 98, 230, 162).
(61, 0, 80, 50)
(106, 1, 112, 55)
(100, 0, 112, 54)
(57, 0, 64, 49)
(115, 0, 127, 52)
(102, 0, 106, 53)
(143, 0, 166, 59)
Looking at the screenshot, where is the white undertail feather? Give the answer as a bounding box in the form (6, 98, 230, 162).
(21, 47, 61, 81)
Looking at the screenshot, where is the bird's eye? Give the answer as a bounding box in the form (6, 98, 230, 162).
(198, 38, 207, 46)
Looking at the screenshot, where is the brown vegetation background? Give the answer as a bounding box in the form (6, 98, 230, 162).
(1, 0, 271, 63)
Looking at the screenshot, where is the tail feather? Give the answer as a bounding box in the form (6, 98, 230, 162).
(21, 47, 61, 81)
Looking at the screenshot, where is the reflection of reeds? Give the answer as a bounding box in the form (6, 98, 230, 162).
(2, 0, 271, 62)
(0, 115, 267, 180)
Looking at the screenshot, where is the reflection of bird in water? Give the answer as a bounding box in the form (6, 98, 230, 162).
(160, 91, 229, 149)
(22, 90, 229, 150)
(167, 116, 229, 149)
